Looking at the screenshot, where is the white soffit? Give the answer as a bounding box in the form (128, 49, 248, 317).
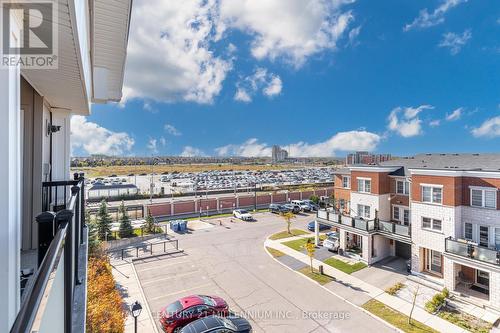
(92, 0, 132, 103)
(22, 0, 90, 115)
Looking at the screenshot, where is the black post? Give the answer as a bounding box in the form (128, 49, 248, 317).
(36, 211, 57, 266)
(254, 183, 257, 211)
(134, 316, 138, 333)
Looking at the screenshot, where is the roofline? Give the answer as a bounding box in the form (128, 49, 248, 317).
(409, 168, 500, 179)
(348, 166, 401, 173)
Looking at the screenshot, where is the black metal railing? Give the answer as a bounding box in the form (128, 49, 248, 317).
(445, 237, 500, 266)
(316, 209, 410, 236)
(108, 239, 181, 261)
(11, 173, 86, 333)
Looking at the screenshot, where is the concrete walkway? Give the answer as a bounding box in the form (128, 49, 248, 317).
(112, 262, 159, 333)
(266, 237, 469, 333)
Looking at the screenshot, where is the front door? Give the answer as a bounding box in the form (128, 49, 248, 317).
(425, 249, 442, 275)
(476, 270, 490, 289)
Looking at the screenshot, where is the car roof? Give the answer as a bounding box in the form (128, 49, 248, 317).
(177, 295, 204, 309)
(181, 316, 233, 333)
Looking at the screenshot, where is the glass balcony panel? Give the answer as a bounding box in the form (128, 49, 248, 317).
(341, 215, 352, 226)
(317, 210, 328, 219)
(379, 221, 393, 233)
(395, 224, 410, 236)
(330, 213, 339, 223)
(474, 246, 499, 265)
(354, 218, 367, 230)
(446, 239, 470, 257)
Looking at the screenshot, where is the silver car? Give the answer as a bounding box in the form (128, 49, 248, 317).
(323, 232, 340, 252)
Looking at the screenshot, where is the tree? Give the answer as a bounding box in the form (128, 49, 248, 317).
(305, 239, 316, 273)
(309, 195, 319, 205)
(86, 210, 101, 255)
(96, 200, 112, 241)
(144, 211, 156, 233)
(280, 211, 295, 234)
(118, 201, 133, 238)
(408, 284, 420, 325)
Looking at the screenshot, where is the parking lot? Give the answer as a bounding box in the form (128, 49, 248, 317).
(133, 212, 393, 333)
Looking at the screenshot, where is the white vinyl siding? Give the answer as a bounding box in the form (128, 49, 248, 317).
(470, 188, 497, 209)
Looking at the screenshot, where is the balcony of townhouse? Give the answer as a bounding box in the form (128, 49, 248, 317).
(316, 208, 376, 234)
(11, 174, 88, 333)
(445, 237, 500, 267)
(376, 219, 411, 243)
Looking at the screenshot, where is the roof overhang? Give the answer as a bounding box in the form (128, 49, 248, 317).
(348, 166, 401, 173)
(409, 168, 500, 179)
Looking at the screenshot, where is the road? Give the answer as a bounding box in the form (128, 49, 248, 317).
(133, 212, 394, 333)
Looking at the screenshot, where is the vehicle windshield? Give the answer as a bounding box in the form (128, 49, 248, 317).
(199, 295, 216, 306)
(239, 210, 248, 214)
(165, 301, 183, 316)
(219, 317, 238, 330)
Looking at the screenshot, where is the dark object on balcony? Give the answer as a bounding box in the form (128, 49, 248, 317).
(36, 211, 57, 266)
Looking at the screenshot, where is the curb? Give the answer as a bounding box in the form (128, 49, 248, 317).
(263, 241, 403, 333)
(131, 262, 161, 333)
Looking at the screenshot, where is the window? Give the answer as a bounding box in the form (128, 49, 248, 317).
(342, 176, 351, 188)
(495, 228, 500, 251)
(470, 188, 497, 209)
(339, 199, 346, 210)
(403, 209, 410, 225)
(422, 185, 442, 204)
(393, 206, 400, 220)
(357, 204, 370, 219)
(425, 249, 442, 274)
(396, 180, 410, 195)
(479, 226, 489, 247)
(464, 223, 473, 240)
(357, 178, 371, 193)
(422, 217, 442, 231)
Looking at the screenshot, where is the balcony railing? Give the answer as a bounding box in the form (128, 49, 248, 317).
(11, 174, 87, 333)
(445, 237, 500, 266)
(316, 209, 409, 236)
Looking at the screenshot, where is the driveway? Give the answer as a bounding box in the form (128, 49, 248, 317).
(134, 212, 394, 333)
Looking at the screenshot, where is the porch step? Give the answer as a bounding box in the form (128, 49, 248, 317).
(407, 273, 444, 292)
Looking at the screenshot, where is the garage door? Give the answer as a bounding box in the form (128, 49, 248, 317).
(395, 241, 411, 259)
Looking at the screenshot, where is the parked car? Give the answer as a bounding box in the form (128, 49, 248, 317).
(307, 221, 330, 232)
(323, 232, 340, 252)
(269, 204, 290, 214)
(283, 203, 300, 214)
(291, 200, 311, 212)
(233, 209, 253, 221)
(302, 200, 319, 211)
(159, 295, 229, 333)
(180, 315, 252, 333)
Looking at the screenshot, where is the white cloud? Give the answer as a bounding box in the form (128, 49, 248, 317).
(123, 0, 232, 105)
(404, 0, 467, 31)
(159, 137, 167, 146)
(164, 123, 182, 136)
(471, 116, 500, 138)
(387, 105, 434, 137)
(215, 131, 381, 157)
(348, 26, 361, 47)
(218, 0, 354, 67)
(71, 116, 134, 156)
(180, 146, 205, 157)
(234, 68, 282, 102)
(445, 107, 463, 121)
(429, 120, 441, 127)
(439, 30, 471, 55)
(147, 138, 158, 154)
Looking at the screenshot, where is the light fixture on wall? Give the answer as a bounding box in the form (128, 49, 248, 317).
(47, 122, 61, 135)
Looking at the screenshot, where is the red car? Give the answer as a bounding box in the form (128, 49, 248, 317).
(159, 295, 229, 333)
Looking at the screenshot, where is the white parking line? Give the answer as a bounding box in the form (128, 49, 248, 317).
(148, 283, 214, 302)
(141, 271, 200, 286)
(135, 260, 191, 273)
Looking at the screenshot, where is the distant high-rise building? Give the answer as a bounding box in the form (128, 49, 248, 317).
(272, 145, 289, 163)
(345, 151, 391, 165)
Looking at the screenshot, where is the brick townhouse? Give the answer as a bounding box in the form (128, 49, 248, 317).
(315, 153, 500, 310)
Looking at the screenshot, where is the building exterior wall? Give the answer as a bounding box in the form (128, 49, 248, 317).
(461, 206, 500, 246)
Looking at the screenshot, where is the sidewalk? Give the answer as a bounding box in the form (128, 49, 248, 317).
(112, 262, 159, 333)
(266, 237, 469, 333)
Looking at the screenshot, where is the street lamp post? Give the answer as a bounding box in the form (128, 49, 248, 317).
(130, 301, 142, 333)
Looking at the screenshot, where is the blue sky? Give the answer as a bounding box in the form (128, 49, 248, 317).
(71, 0, 500, 157)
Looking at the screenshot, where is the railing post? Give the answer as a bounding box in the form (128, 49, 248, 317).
(150, 243, 153, 255)
(36, 211, 57, 266)
(71, 185, 81, 285)
(164, 241, 166, 253)
(121, 248, 124, 260)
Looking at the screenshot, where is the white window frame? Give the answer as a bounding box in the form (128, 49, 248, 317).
(357, 177, 371, 193)
(422, 217, 442, 232)
(396, 180, 410, 195)
(470, 187, 497, 209)
(421, 184, 443, 205)
(342, 176, 351, 189)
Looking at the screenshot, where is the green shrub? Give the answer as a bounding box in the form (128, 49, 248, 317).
(425, 289, 447, 313)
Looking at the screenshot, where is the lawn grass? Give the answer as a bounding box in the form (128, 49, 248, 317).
(362, 299, 439, 333)
(298, 267, 335, 285)
(282, 236, 326, 252)
(266, 247, 286, 258)
(269, 229, 310, 240)
(438, 308, 492, 333)
(323, 257, 367, 274)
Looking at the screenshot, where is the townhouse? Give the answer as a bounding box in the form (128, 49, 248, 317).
(315, 153, 500, 310)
